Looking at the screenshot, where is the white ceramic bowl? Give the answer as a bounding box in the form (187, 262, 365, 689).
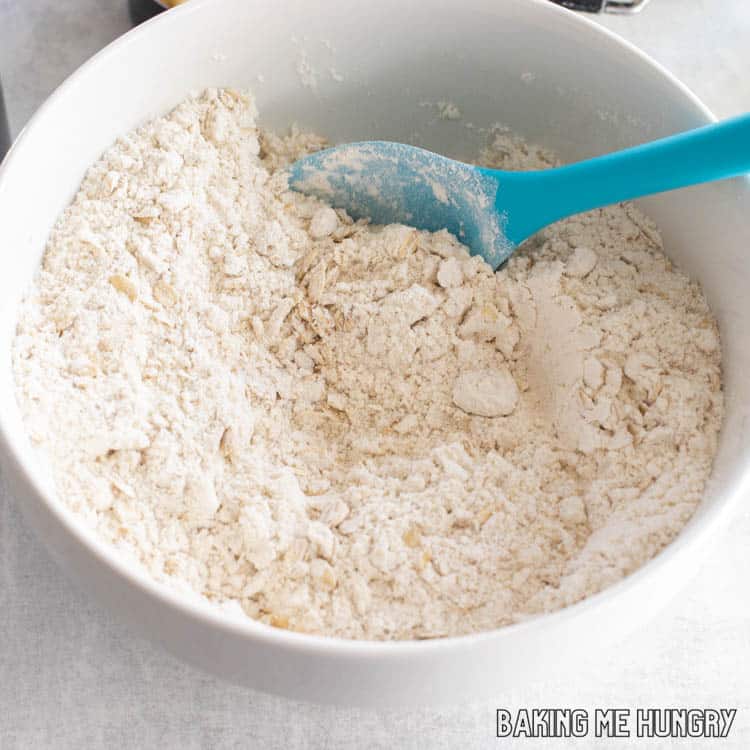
(1, 0, 748, 708)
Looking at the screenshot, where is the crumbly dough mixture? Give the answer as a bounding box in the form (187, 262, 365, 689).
(13, 90, 723, 639)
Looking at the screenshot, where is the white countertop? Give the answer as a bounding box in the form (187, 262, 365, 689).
(1, 1, 749, 748)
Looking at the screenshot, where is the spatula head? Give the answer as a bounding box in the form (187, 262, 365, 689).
(287, 141, 513, 269)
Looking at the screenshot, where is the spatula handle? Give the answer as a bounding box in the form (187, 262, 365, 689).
(499, 113, 750, 244)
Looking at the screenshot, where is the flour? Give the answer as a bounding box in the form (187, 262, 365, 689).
(12, 90, 723, 640)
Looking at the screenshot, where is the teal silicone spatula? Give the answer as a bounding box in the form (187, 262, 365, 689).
(288, 113, 750, 269)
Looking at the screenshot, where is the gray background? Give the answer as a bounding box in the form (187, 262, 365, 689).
(1, 1, 749, 747)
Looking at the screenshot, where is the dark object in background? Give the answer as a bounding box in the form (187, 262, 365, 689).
(0, 79, 10, 161)
(552, 0, 651, 10)
(128, 0, 164, 25)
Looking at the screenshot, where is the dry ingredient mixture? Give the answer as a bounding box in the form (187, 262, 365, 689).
(13, 90, 723, 639)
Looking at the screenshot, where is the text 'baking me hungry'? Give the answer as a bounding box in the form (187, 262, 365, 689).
(496, 708, 736, 739)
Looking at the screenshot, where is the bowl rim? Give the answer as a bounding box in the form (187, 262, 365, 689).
(1, 0, 745, 659)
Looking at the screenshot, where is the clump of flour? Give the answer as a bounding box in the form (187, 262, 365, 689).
(12, 90, 723, 639)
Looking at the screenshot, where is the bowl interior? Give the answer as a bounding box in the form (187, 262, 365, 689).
(1, 0, 749, 652)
